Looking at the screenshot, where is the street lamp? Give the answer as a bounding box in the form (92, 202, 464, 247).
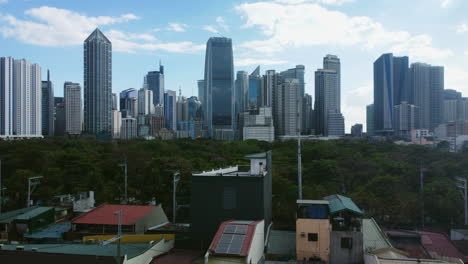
(27, 176, 43, 208)
(455, 177, 468, 226)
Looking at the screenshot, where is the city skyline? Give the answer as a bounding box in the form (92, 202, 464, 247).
(2, 0, 468, 132)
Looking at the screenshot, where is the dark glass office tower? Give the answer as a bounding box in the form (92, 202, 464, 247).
(83, 28, 112, 137)
(41, 70, 54, 136)
(373, 53, 394, 133)
(393, 56, 409, 105)
(203, 37, 234, 138)
(146, 63, 164, 107)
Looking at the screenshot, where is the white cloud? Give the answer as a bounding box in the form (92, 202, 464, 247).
(440, 0, 454, 8)
(167, 22, 187, 32)
(235, 58, 288, 66)
(0, 6, 204, 54)
(216, 16, 229, 32)
(445, 66, 468, 95)
(235, 1, 452, 60)
(390, 34, 453, 60)
(457, 23, 468, 33)
(0, 0, 8, 4)
(203, 25, 219, 33)
(275, 0, 353, 5)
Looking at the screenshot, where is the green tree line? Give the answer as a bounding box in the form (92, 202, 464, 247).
(0, 138, 465, 229)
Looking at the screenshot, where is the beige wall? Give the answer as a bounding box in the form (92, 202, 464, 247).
(296, 219, 330, 262)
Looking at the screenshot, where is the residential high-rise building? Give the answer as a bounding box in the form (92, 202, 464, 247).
(41, 70, 54, 136)
(187, 96, 202, 121)
(323, 55, 340, 108)
(366, 104, 374, 136)
(393, 101, 418, 138)
(409, 63, 444, 131)
(83, 28, 112, 137)
(119, 88, 138, 118)
(176, 95, 189, 123)
(120, 118, 137, 140)
(137, 88, 153, 116)
(280, 78, 302, 136)
(327, 112, 345, 136)
(64, 82, 82, 135)
(314, 69, 340, 136)
(164, 90, 176, 130)
(1, 57, 42, 137)
(248, 66, 262, 110)
(145, 63, 164, 107)
(112, 110, 121, 139)
(203, 37, 234, 138)
(303, 93, 313, 134)
(281, 65, 305, 97)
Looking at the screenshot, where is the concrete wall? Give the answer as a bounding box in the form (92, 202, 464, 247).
(124, 238, 174, 264)
(247, 221, 265, 264)
(330, 231, 363, 264)
(296, 219, 331, 262)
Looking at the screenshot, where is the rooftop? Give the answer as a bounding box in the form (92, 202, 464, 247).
(193, 152, 270, 177)
(24, 222, 71, 239)
(363, 218, 393, 252)
(208, 220, 261, 257)
(418, 231, 468, 262)
(324, 194, 363, 215)
(0, 206, 53, 224)
(72, 204, 158, 226)
(0, 243, 155, 259)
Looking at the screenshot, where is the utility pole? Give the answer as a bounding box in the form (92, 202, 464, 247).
(456, 177, 468, 226)
(27, 176, 43, 208)
(297, 95, 302, 200)
(173, 171, 180, 223)
(118, 157, 128, 204)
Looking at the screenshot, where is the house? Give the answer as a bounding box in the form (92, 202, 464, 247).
(190, 152, 272, 248)
(0, 206, 55, 242)
(54, 191, 95, 213)
(204, 220, 265, 264)
(296, 200, 331, 262)
(71, 204, 169, 236)
(324, 194, 364, 264)
(0, 238, 174, 264)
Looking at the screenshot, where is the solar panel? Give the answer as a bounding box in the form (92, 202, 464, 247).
(224, 224, 248, 235)
(234, 225, 248, 234)
(224, 225, 237, 234)
(231, 220, 254, 225)
(215, 233, 245, 255)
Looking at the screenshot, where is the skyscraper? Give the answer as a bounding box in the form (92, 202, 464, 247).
(262, 70, 276, 107)
(393, 56, 409, 105)
(409, 63, 431, 130)
(203, 37, 234, 138)
(137, 88, 153, 116)
(314, 69, 340, 136)
(280, 65, 305, 97)
(112, 93, 118, 110)
(119, 88, 138, 118)
(373, 53, 394, 134)
(429, 66, 444, 131)
(197, 80, 205, 108)
(1, 58, 44, 137)
(248, 66, 262, 110)
(235, 71, 248, 117)
(394, 101, 418, 138)
(303, 93, 313, 134)
(164, 90, 176, 130)
(84, 28, 112, 137)
(54, 97, 65, 137)
(146, 63, 164, 107)
(323, 55, 340, 109)
(278, 78, 301, 136)
(64, 82, 82, 135)
(41, 70, 54, 136)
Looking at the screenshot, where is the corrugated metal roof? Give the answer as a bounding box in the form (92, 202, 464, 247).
(1, 243, 153, 259)
(0, 206, 53, 223)
(323, 194, 363, 215)
(72, 204, 158, 226)
(24, 222, 71, 239)
(363, 218, 393, 251)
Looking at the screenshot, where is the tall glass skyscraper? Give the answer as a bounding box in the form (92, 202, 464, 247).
(203, 37, 234, 138)
(83, 28, 112, 137)
(280, 65, 305, 97)
(373, 53, 394, 133)
(41, 70, 54, 136)
(248, 66, 262, 110)
(145, 63, 164, 107)
(164, 90, 176, 130)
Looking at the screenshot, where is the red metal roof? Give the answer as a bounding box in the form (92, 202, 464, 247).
(208, 219, 260, 257)
(418, 231, 468, 262)
(72, 204, 157, 226)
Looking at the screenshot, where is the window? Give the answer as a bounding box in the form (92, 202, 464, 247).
(341, 237, 353, 249)
(308, 233, 318, 242)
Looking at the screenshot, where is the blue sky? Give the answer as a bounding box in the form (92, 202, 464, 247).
(1, 0, 468, 132)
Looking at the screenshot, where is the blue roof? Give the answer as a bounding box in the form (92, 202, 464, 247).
(324, 194, 363, 215)
(24, 222, 71, 239)
(0, 206, 53, 223)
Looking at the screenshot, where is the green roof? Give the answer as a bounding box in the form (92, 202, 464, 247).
(323, 194, 363, 215)
(363, 218, 393, 251)
(0, 207, 38, 223)
(1, 243, 159, 259)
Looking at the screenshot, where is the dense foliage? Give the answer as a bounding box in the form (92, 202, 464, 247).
(0, 138, 466, 229)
